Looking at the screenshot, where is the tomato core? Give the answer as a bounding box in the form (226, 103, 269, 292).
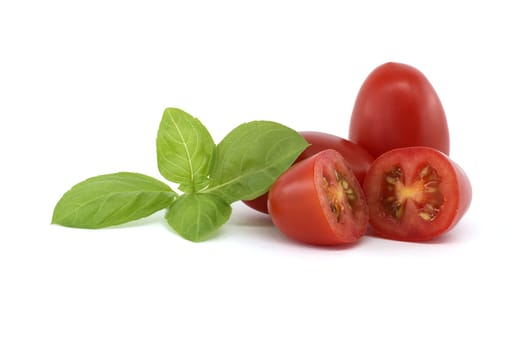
(322, 169, 357, 223)
(381, 163, 444, 222)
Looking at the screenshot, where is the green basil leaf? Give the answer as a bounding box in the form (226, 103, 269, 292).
(52, 172, 176, 229)
(165, 193, 232, 242)
(156, 108, 215, 192)
(204, 121, 308, 203)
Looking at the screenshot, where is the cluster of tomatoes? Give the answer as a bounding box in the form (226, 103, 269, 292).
(244, 62, 472, 246)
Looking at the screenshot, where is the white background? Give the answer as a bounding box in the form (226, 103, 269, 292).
(1, 1, 525, 349)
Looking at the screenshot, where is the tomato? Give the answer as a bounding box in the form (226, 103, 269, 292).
(243, 131, 373, 214)
(349, 62, 450, 158)
(364, 147, 471, 241)
(268, 149, 369, 246)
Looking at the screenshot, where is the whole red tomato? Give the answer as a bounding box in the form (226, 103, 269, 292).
(243, 131, 373, 214)
(268, 149, 369, 246)
(364, 146, 471, 241)
(349, 62, 450, 158)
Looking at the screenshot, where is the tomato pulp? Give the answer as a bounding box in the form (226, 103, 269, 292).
(349, 62, 450, 158)
(268, 149, 369, 245)
(243, 131, 373, 214)
(364, 147, 471, 241)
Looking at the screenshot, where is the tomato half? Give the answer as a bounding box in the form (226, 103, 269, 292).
(349, 62, 450, 158)
(243, 131, 373, 214)
(268, 149, 369, 246)
(364, 147, 471, 241)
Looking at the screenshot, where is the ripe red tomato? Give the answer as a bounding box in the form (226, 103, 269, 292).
(364, 147, 471, 241)
(349, 62, 450, 158)
(268, 149, 369, 245)
(243, 131, 373, 214)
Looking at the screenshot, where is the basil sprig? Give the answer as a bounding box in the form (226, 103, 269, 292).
(52, 108, 308, 241)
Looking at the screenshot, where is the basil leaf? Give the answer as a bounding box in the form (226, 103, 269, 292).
(165, 193, 232, 242)
(156, 108, 215, 192)
(52, 172, 176, 229)
(205, 121, 308, 203)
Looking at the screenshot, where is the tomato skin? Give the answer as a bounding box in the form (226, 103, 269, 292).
(243, 131, 373, 214)
(349, 62, 450, 158)
(242, 192, 272, 214)
(364, 147, 471, 242)
(268, 149, 369, 246)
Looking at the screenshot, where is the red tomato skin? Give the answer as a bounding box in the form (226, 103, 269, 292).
(242, 193, 272, 214)
(268, 150, 369, 246)
(243, 131, 373, 214)
(349, 62, 450, 158)
(364, 147, 471, 242)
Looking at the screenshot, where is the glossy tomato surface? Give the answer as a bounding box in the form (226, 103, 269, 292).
(349, 62, 450, 158)
(364, 147, 471, 241)
(268, 149, 369, 246)
(243, 131, 373, 214)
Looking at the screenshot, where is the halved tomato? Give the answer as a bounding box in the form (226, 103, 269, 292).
(364, 147, 471, 241)
(268, 149, 369, 246)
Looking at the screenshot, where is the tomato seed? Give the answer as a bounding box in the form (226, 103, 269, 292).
(385, 176, 398, 185)
(419, 165, 430, 178)
(419, 212, 432, 221)
(391, 201, 404, 219)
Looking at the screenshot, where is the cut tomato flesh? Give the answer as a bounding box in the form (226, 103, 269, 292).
(364, 147, 472, 242)
(381, 163, 444, 222)
(321, 168, 358, 223)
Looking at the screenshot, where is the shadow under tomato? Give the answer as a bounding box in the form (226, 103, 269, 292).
(229, 204, 275, 227)
(228, 212, 274, 227)
(265, 228, 369, 251)
(303, 236, 368, 251)
(365, 222, 472, 245)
